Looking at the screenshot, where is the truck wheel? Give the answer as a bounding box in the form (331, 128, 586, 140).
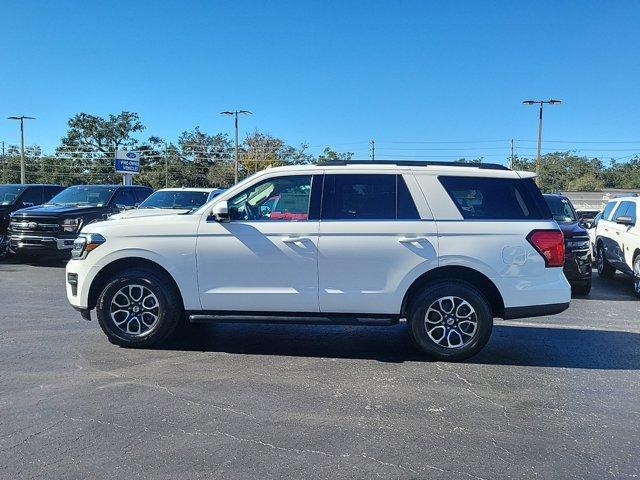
(572, 277, 592, 296)
(596, 244, 615, 279)
(96, 268, 183, 347)
(407, 280, 493, 361)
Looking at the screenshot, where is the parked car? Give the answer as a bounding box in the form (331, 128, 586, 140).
(594, 196, 640, 297)
(576, 208, 600, 226)
(9, 184, 152, 260)
(543, 194, 592, 295)
(0, 184, 65, 256)
(587, 211, 602, 257)
(65, 161, 570, 361)
(109, 187, 225, 220)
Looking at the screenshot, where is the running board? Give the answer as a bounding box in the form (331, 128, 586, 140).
(187, 312, 399, 326)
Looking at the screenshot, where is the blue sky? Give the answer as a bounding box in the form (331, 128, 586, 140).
(1, 0, 640, 163)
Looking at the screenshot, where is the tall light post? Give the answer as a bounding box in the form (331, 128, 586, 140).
(522, 99, 561, 184)
(220, 110, 252, 184)
(8, 115, 36, 184)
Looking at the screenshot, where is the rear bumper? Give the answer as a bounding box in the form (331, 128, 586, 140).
(503, 302, 570, 320)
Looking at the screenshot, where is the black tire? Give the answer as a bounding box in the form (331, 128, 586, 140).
(407, 280, 493, 361)
(96, 268, 183, 347)
(596, 244, 615, 279)
(633, 255, 640, 299)
(571, 277, 592, 296)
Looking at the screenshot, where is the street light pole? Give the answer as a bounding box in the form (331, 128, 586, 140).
(522, 100, 561, 185)
(8, 116, 36, 184)
(220, 110, 252, 184)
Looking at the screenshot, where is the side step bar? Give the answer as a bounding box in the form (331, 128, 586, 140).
(187, 312, 399, 326)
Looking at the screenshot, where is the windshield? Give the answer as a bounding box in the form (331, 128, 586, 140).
(139, 190, 210, 210)
(48, 186, 115, 207)
(544, 195, 577, 223)
(0, 186, 25, 205)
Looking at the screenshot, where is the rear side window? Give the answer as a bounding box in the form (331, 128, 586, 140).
(135, 188, 152, 203)
(439, 176, 551, 220)
(112, 189, 137, 207)
(601, 201, 617, 220)
(321, 174, 420, 220)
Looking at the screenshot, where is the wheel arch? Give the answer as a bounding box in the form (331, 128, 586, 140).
(400, 266, 505, 319)
(87, 257, 184, 311)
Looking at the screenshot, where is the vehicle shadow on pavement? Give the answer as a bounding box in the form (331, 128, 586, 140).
(161, 322, 640, 370)
(0, 256, 67, 269)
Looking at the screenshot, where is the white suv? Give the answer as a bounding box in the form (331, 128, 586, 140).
(65, 161, 570, 360)
(594, 196, 640, 297)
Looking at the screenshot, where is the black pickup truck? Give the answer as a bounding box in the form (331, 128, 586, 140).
(1, 184, 65, 256)
(9, 184, 152, 259)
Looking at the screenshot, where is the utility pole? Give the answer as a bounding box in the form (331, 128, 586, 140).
(522, 99, 561, 185)
(510, 139, 515, 169)
(164, 142, 169, 188)
(370, 139, 375, 161)
(220, 110, 252, 184)
(7, 116, 36, 184)
(1, 141, 4, 183)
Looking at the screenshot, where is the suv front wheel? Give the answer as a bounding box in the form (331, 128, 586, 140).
(96, 268, 183, 347)
(407, 280, 493, 361)
(596, 244, 616, 279)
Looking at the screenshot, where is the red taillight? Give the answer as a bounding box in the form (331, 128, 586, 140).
(527, 229, 565, 267)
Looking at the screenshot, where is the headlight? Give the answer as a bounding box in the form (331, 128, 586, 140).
(71, 233, 106, 259)
(62, 218, 83, 232)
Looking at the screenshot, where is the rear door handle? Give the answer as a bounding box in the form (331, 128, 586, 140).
(399, 236, 428, 244)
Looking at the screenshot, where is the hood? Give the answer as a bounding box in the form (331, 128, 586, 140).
(10, 203, 104, 218)
(110, 208, 190, 220)
(557, 221, 588, 238)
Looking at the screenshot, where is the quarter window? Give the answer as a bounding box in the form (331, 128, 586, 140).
(228, 175, 313, 221)
(439, 176, 550, 220)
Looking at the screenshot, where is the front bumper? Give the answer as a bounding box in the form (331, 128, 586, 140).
(9, 234, 77, 253)
(563, 247, 592, 282)
(66, 259, 102, 311)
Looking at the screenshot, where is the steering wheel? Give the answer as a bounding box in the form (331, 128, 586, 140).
(244, 203, 257, 220)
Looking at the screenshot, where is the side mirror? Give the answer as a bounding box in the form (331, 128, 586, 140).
(210, 201, 229, 222)
(616, 215, 634, 226)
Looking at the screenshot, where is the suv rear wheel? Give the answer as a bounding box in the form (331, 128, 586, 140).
(96, 268, 183, 347)
(596, 244, 616, 279)
(407, 280, 493, 361)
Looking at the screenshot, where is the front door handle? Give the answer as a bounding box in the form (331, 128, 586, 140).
(282, 236, 308, 244)
(399, 236, 428, 244)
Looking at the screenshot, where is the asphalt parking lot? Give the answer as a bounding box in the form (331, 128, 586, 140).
(1, 259, 639, 480)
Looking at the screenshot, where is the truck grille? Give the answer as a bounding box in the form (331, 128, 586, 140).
(9, 218, 60, 235)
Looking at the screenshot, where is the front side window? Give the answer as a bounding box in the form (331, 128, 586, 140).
(228, 175, 312, 221)
(321, 174, 420, 220)
(49, 186, 116, 207)
(439, 176, 551, 220)
(19, 187, 43, 207)
(613, 201, 636, 222)
(112, 189, 137, 207)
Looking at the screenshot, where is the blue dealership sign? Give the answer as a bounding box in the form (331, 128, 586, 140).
(115, 150, 140, 174)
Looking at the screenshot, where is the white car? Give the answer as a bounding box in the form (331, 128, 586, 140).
(594, 196, 640, 297)
(109, 187, 225, 220)
(65, 161, 570, 361)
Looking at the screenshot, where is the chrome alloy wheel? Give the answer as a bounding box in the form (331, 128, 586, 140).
(424, 296, 478, 349)
(634, 257, 640, 295)
(110, 284, 160, 336)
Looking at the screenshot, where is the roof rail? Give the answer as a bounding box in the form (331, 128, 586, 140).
(315, 159, 511, 171)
